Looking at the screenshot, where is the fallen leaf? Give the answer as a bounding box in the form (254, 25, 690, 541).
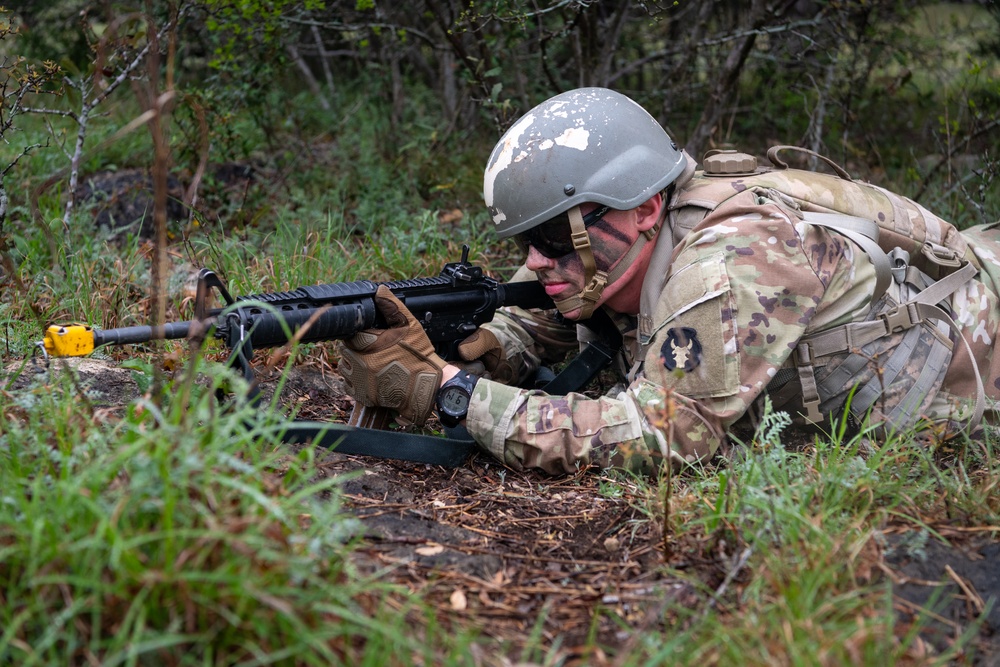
(450, 588, 467, 610)
(415, 544, 445, 556)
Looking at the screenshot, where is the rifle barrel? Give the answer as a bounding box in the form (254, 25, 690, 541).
(94, 321, 195, 347)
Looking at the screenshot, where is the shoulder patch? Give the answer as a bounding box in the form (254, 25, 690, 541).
(660, 327, 702, 372)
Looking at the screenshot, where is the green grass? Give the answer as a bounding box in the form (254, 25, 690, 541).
(4, 362, 996, 664)
(0, 356, 488, 665)
(603, 404, 1000, 666)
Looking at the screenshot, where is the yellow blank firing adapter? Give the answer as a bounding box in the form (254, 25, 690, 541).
(42, 325, 96, 357)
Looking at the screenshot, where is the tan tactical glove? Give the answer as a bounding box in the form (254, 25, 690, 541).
(457, 329, 515, 384)
(338, 285, 446, 426)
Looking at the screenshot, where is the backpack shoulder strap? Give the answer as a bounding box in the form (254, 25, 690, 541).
(800, 211, 892, 305)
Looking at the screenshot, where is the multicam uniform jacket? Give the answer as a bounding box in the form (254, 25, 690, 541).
(465, 152, 1000, 475)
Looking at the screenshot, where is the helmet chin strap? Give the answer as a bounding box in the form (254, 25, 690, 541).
(552, 205, 663, 319)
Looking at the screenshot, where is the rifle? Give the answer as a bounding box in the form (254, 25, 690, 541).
(38, 246, 618, 466)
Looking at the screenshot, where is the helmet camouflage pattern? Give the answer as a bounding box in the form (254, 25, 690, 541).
(484, 87, 686, 238)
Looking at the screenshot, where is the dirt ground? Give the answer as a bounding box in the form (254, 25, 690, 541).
(6, 357, 1000, 665)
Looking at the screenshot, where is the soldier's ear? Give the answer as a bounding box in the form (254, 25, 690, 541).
(634, 193, 663, 233)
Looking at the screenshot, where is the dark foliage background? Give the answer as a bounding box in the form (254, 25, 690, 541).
(1, 0, 998, 250)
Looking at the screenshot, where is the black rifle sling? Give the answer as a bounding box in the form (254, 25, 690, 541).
(543, 308, 623, 395)
(277, 308, 624, 467)
(279, 422, 477, 467)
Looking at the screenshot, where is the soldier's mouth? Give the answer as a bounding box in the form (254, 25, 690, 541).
(541, 281, 571, 297)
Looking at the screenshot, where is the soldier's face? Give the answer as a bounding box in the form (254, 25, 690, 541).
(526, 206, 641, 319)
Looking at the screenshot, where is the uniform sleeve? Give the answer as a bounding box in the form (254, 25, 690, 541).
(466, 192, 877, 474)
(464, 377, 672, 475)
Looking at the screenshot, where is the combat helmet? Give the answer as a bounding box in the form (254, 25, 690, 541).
(483, 87, 685, 318)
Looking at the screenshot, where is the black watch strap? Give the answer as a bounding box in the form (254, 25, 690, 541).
(437, 370, 479, 428)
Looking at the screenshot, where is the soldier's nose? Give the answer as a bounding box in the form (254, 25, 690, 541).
(525, 245, 557, 271)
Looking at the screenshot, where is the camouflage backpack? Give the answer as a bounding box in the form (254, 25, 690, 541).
(668, 146, 984, 435)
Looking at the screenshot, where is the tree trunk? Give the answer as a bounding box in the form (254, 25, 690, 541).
(685, 0, 798, 159)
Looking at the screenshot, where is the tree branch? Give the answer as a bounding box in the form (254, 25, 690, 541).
(914, 116, 1000, 200)
(0, 140, 46, 178)
(609, 15, 825, 86)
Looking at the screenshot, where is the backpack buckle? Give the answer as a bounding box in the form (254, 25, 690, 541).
(880, 303, 918, 334)
(794, 342, 824, 425)
(922, 243, 962, 270)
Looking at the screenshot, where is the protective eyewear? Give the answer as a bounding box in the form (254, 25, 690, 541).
(514, 205, 611, 259)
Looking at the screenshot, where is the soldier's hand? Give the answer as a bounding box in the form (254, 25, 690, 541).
(338, 285, 446, 426)
(457, 328, 515, 384)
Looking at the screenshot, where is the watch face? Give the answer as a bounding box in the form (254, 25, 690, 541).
(440, 386, 470, 414)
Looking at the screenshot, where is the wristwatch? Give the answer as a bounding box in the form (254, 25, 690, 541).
(436, 370, 480, 428)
